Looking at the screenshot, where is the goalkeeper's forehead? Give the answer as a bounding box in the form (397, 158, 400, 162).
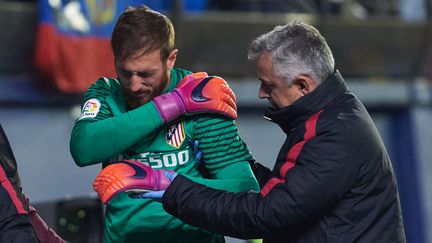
(118, 46, 164, 63)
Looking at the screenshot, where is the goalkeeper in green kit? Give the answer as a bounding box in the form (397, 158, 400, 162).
(69, 5, 259, 243)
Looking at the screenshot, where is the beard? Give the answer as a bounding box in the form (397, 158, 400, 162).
(124, 66, 170, 110)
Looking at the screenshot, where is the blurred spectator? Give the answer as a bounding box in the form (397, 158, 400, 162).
(208, 0, 321, 13)
(398, 0, 427, 22)
(207, 0, 411, 18)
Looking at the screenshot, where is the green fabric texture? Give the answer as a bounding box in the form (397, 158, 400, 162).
(70, 68, 259, 243)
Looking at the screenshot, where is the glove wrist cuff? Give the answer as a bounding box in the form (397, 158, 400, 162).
(153, 91, 185, 123)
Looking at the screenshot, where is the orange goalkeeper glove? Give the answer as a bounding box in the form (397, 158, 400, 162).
(93, 160, 173, 204)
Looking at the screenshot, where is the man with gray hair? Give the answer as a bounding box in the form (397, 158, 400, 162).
(111, 21, 407, 243)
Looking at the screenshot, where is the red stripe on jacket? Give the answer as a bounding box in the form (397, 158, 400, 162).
(260, 110, 323, 196)
(0, 167, 27, 214)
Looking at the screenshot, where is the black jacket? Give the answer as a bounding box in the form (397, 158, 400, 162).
(0, 124, 38, 242)
(0, 124, 65, 243)
(163, 71, 406, 243)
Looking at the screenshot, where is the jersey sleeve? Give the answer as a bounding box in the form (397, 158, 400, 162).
(69, 78, 163, 167)
(184, 116, 260, 192)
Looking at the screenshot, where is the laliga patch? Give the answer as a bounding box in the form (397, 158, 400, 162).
(166, 122, 185, 148)
(79, 98, 101, 119)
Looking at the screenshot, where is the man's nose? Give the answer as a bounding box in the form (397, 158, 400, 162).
(129, 75, 142, 92)
(258, 85, 269, 99)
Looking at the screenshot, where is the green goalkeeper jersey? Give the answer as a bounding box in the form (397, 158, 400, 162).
(70, 68, 259, 243)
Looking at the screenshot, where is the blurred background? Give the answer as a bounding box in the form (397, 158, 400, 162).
(0, 0, 431, 242)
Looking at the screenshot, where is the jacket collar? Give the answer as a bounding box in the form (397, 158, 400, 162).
(263, 70, 348, 133)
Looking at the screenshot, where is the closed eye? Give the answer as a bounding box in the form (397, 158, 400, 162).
(118, 69, 153, 79)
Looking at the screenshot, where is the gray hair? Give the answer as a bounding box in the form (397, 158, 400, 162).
(248, 21, 335, 85)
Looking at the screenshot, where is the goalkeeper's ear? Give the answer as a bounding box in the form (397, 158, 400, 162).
(166, 49, 178, 70)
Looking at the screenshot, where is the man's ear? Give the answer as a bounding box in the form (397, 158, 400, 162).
(167, 49, 178, 69)
(295, 75, 317, 95)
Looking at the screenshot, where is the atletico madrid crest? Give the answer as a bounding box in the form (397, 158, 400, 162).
(166, 122, 185, 148)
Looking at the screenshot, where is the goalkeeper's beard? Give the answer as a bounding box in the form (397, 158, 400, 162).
(125, 69, 170, 110)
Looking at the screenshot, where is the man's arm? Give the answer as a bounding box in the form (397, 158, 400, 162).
(0, 170, 38, 243)
(92, 116, 260, 203)
(249, 160, 273, 188)
(1, 124, 65, 242)
(69, 78, 162, 166)
(184, 116, 259, 192)
(162, 128, 360, 239)
(70, 101, 163, 167)
(71, 74, 237, 167)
